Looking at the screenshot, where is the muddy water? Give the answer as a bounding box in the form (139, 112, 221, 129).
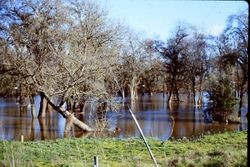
(0, 94, 248, 141)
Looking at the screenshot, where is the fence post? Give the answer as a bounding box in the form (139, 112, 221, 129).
(93, 156, 98, 167)
(128, 108, 158, 167)
(20, 135, 24, 143)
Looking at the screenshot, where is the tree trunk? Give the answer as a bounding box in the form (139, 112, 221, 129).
(147, 82, 152, 96)
(29, 95, 37, 118)
(73, 101, 77, 111)
(38, 117, 47, 140)
(41, 92, 93, 132)
(67, 100, 72, 110)
(122, 89, 126, 102)
(237, 72, 247, 117)
(129, 76, 139, 101)
(30, 119, 36, 140)
(79, 98, 86, 112)
(197, 75, 204, 106)
(237, 64, 247, 117)
(130, 86, 138, 101)
(198, 92, 203, 106)
(79, 104, 84, 113)
(191, 77, 196, 106)
(67, 112, 93, 131)
(167, 76, 176, 106)
(238, 85, 244, 117)
(167, 89, 172, 107)
(38, 93, 47, 118)
(174, 84, 180, 102)
(31, 103, 36, 117)
(18, 84, 25, 112)
(163, 84, 166, 98)
(186, 90, 191, 103)
(64, 115, 74, 132)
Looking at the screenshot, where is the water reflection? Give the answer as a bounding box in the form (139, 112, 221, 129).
(0, 94, 248, 141)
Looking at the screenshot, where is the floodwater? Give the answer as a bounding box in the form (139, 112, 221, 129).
(0, 93, 248, 141)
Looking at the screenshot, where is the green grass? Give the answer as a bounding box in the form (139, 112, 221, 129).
(0, 131, 247, 167)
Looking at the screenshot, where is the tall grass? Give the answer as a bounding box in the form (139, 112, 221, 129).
(0, 131, 247, 167)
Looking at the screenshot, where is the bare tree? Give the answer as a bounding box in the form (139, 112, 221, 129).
(185, 30, 208, 106)
(0, 0, 123, 131)
(139, 39, 164, 96)
(120, 31, 147, 101)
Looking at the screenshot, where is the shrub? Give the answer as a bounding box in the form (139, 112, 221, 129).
(205, 76, 236, 122)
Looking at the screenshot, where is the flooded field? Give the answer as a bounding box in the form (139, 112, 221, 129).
(0, 94, 248, 141)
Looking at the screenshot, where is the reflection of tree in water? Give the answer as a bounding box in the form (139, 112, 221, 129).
(169, 116, 175, 138)
(29, 119, 36, 141)
(0, 93, 246, 140)
(38, 118, 47, 140)
(0, 120, 3, 140)
(161, 115, 175, 144)
(167, 103, 179, 140)
(64, 99, 111, 135)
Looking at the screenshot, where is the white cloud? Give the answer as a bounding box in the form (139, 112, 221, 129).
(209, 25, 224, 36)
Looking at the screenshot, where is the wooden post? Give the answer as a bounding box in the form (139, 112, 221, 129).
(110, 71, 158, 166)
(128, 108, 158, 167)
(20, 135, 24, 143)
(83, 160, 87, 167)
(93, 156, 98, 167)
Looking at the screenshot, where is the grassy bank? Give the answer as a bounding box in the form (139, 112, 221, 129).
(0, 131, 247, 167)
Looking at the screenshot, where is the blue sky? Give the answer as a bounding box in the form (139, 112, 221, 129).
(102, 0, 248, 40)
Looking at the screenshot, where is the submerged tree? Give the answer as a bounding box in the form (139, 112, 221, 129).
(120, 31, 147, 101)
(219, 10, 248, 116)
(0, 0, 123, 131)
(140, 39, 163, 96)
(206, 75, 236, 122)
(155, 24, 189, 106)
(185, 31, 208, 106)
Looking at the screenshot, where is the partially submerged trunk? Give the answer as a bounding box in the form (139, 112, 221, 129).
(148, 87, 153, 96)
(173, 85, 180, 102)
(38, 93, 47, 118)
(65, 113, 93, 132)
(191, 77, 196, 106)
(237, 64, 248, 117)
(30, 119, 36, 140)
(167, 79, 174, 107)
(129, 76, 139, 101)
(130, 86, 138, 101)
(167, 82, 180, 106)
(238, 85, 244, 117)
(38, 117, 47, 140)
(121, 89, 126, 102)
(167, 76, 181, 106)
(197, 91, 203, 106)
(29, 95, 37, 118)
(197, 74, 204, 106)
(237, 74, 247, 117)
(167, 88, 172, 107)
(41, 92, 93, 132)
(18, 84, 25, 113)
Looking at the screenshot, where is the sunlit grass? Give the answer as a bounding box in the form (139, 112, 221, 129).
(0, 131, 247, 167)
